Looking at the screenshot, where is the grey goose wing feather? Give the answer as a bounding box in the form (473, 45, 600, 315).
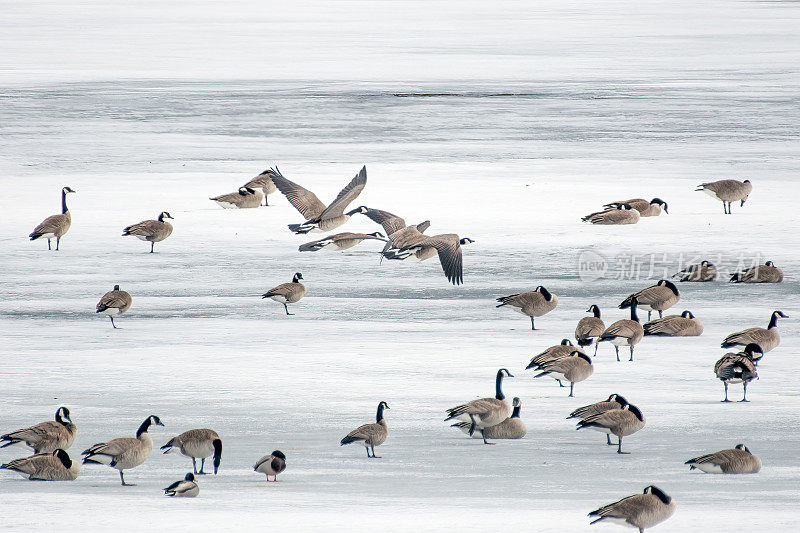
(410, 234, 464, 285)
(96, 290, 131, 312)
(317, 166, 368, 219)
(360, 207, 407, 235)
(270, 170, 327, 219)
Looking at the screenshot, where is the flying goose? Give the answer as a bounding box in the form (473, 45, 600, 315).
(1, 406, 77, 453)
(643, 310, 703, 337)
(81, 415, 164, 486)
(1, 449, 80, 481)
(340, 401, 389, 458)
(444, 369, 513, 445)
(685, 444, 761, 474)
(298, 231, 386, 252)
(391, 234, 475, 285)
(243, 167, 279, 206)
(588, 485, 676, 532)
(696, 179, 752, 214)
(161, 429, 222, 475)
(567, 394, 628, 445)
(529, 350, 593, 397)
(603, 198, 669, 217)
(254, 450, 287, 481)
(29, 186, 75, 250)
(352, 206, 420, 236)
(730, 261, 784, 283)
(379, 222, 434, 262)
(576, 305, 605, 356)
(582, 203, 640, 225)
(576, 403, 645, 454)
(721, 310, 787, 353)
(715, 344, 760, 402)
(599, 298, 644, 361)
(271, 166, 367, 234)
(210, 186, 263, 209)
(164, 473, 199, 497)
(673, 260, 718, 282)
(619, 280, 680, 321)
(122, 211, 174, 253)
(96, 285, 132, 328)
(496, 286, 558, 330)
(451, 397, 526, 439)
(262, 273, 306, 315)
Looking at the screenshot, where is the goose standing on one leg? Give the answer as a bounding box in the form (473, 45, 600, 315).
(567, 394, 628, 445)
(576, 305, 605, 356)
(161, 429, 222, 474)
(81, 415, 164, 486)
(29, 186, 75, 250)
(576, 403, 645, 454)
(444, 369, 514, 445)
(261, 273, 306, 315)
(715, 344, 760, 402)
(1, 406, 77, 453)
(122, 211, 174, 253)
(96, 285, 132, 328)
(529, 350, 593, 397)
(721, 310, 787, 353)
(340, 402, 389, 458)
(254, 450, 286, 480)
(496, 286, 558, 330)
(588, 485, 676, 531)
(599, 298, 644, 361)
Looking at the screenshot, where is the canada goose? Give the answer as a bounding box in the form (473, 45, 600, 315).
(271, 166, 367, 234)
(451, 397, 526, 439)
(685, 444, 761, 474)
(96, 285, 132, 328)
(588, 485, 676, 532)
(254, 450, 286, 481)
(730, 261, 784, 283)
(527, 339, 585, 369)
(210, 186, 263, 209)
(444, 369, 513, 445)
(390, 234, 475, 285)
(298, 231, 386, 252)
(603, 198, 669, 217)
(29, 186, 75, 250)
(1, 406, 76, 453)
(379, 221, 434, 262)
(243, 167, 279, 206)
(164, 473, 199, 497)
(673, 260, 718, 282)
(81, 415, 164, 486)
(576, 403, 645, 454)
(599, 298, 644, 361)
(352, 206, 419, 236)
(496, 286, 558, 330)
(582, 203, 640, 225)
(161, 429, 222, 475)
(341, 401, 389, 458)
(1, 449, 80, 481)
(567, 394, 628, 445)
(696, 179, 752, 214)
(530, 350, 593, 397)
(122, 211, 174, 253)
(620, 280, 680, 321)
(721, 310, 787, 353)
(643, 310, 703, 337)
(576, 305, 605, 356)
(261, 273, 306, 315)
(715, 344, 760, 402)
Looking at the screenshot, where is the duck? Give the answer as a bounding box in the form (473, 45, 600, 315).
(588, 485, 675, 531)
(715, 344, 760, 402)
(643, 310, 703, 337)
(619, 280, 680, 321)
(122, 211, 174, 253)
(582, 203, 640, 225)
(576, 305, 605, 356)
(444, 369, 513, 445)
(29, 186, 75, 250)
(1, 449, 80, 481)
(96, 285, 132, 329)
(603, 198, 668, 217)
(1, 406, 77, 453)
(161, 429, 222, 474)
(529, 350, 593, 397)
(721, 310, 787, 353)
(730, 261, 784, 283)
(685, 444, 761, 474)
(599, 297, 644, 361)
(576, 403, 645, 454)
(164, 473, 199, 497)
(496, 286, 558, 330)
(262, 273, 306, 315)
(340, 402, 389, 458)
(673, 260, 718, 282)
(696, 179, 752, 214)
(451, 397, 526, 439)
(81, 415, 164, 486)
(242, 167, 279, 206)
(254, 450, 287, 481)
(210, 186, 263, 209)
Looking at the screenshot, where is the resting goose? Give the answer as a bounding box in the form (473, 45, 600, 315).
(619, 280, 680, 321)
(673, 260, 718, 282)
(298, 231, 386, 252)
(696, 179, 752, 214)
(567, 394, 628, 445)
(576, 305, 605, 355)
(529, 350, 593, 397)
(589, 485, 675, 532)
(243, 167, 279, 206)
(210, 186, 263, 209)
(96, 285, 132, 329)
(1, 449, 80, 481)
(643, 310, 703, 337)
(82, 415, 164, 486)
(685, 444, 761, 474)
(582, 203, 640, 225)
(164, 473, 199, 497)
(715, 344, 760, 402)
(1, 406, 77, 453)
(496, 286, 558, 330)
(254, 450, 287, 481)
(527, 339, 585, 369)
(721, 310, 787, 353)
(576, 403, 645, 454)
(451, 397, 526, 439)
(444, 369, 513, 445)
(340, 402, 389, 458)
(603, 198, 668, 217)
(262, 273, 306, 315)
(29, 186, 75, 250)
(122, 211, 174, 253)
(599, 298, 644, 361)
(161, 429, 222, 474)
(730, 261, 784, 283)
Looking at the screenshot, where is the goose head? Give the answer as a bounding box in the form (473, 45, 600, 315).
(764, 260, 774, 267)
(159, 211, 174, 221)
(608, 394, 628, 406)
(53, 449, 72, 468)
(644, 485, 672, 505)
(212, 439, 222, 474)
(459, 237, 475, 246)
(56, 406, 72, 425)
(681, 310, 695, 319)
(292, 272, 304, 283)
(743, 343, 763, 360)
(497, 368, 514, 379)
(113, 284, 120, 291)
(650, 198, 668, 214)
(346, 206, 370, 216)
(560, 339, 573, 346)
(62, 186, 76, 194)
(735, 444, 752, 454)
(369, 231, 386, 239)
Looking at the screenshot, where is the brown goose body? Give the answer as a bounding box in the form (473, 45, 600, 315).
(262, 273, 306, 315)
(299, 231, 385, 252)
(582, 204, 640, 225)
(715, 344, 760, 402)
(452, 397, 526, 439)
(445, 369, 513, 444)
(603, 198, 668, 217)
(569, 394, 628, 444)
(1, 407, 76, 453)
(29, 187, 75, 250)
(620, 280, 680, 320)
(577, 403, 645, 454)
(674, 261, 718, 282)
(721, 310, 786, 353)
(341, 402, 389, 458)
(82, 415, 164, 486)
(696, 179, 752, 213)
(528, 339, 584, 367)
(96, 285, 132, 328)
(576, 305, 605, 355)
(589, 485, 676, 531)
(122, 211, 174, 252)
(497, 286, 558, 330)
(161, 428, 222, 475)
(644, 311, 703, 336)
(730, 261, 783, 283)
(243, 168, 279, 205)
(530, 350, 593, 397)
(391, 233, 474, 285)
(599, 298, 644, 361)
(1, 449, 80, 481)
(210, 187, 263, 209)
(686, 444, 761, 474)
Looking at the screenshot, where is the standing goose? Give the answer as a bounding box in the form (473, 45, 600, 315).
(444, 369, 514, 445)
(340, 401, 389, 458)
(576, 403, 645, 454)
(451, 397, 526, 439)
(29, 186, 75, 250)
(81, 415, 164, 486)
(254, 450, 286, 481)
(721, 310, 787, 353)
(161, 429, 222, 475)
(715, 344, 760, 402)
(243, 167, 279, 206)
(529, 350, 593, 397)
(588, 485, 676, 532)
(685, 444, 761, 474)
(696, 179, 752, 214)
(164, 473, 199, 497)
(1, 406, 77, 453)
(603, 198, 669, 217)
(210, 186, 263, 209)
(122, 211, 174, 253)
(643, 310, 703, 337)
(96, 285, 132, 328)
(496, 286, 558, 330)
(576, 305, 605, 356)
(392, 234, 475, 285)
(619, 280, 680, 321)
(261, 273, 306, 315)
(1, 449, 80, 481)
(599, 298, 644, 361)
(730, 261, 784, 283)
(582, 203, 640, 225)
(567, 394, 628, 445)
(298, 231, 386, 252)
(527, 339, 585, 368)
(271, 166, 368, 234)
(673, 260, 718, 282)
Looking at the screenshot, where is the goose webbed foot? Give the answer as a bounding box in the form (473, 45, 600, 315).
(557, 380, 565, 388)
(738, 398, 750, 403)
(720, 399, 732, 403)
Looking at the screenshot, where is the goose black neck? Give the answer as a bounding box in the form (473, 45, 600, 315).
(630, 304, 639, 322)
(769, 313, 779, 328)
(539, 287, 552, 301)
(213, 439, 222, 470)
(158, 213, 165, 222)
(56, 409, 68, 425)
(511, 405, 520, 418)
(592, 306, 601, 318)
(62, 189, 69, 214)
(376, 403, 385, 422)
(56, 451, 72, 469)
(495, 372, 505, 400)
(136, 418, 152, 438)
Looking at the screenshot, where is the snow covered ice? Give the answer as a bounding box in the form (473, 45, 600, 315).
(1, 1, 799, 531)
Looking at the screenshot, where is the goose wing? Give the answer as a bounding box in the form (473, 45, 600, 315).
(122, 219, 159, 237)
(96, 290, 129, 312)
(413, 234, 464, 285)
(271, 171, 327, 219)
(722, 327, 768, 346)
(601, 320, 639, 339)
(317, 166, 368, 219)
(361, 208, 407, 235)
(31, 214, 67, 236)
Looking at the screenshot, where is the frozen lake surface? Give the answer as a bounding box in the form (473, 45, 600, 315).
(1, 1, 799, 531)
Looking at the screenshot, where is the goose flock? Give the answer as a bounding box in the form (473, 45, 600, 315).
(12, 170, 790, 531)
